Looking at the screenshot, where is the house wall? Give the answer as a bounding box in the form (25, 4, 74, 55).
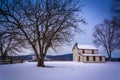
(85, 50, 92, 54)
(94, 50, 98, 54)
(83, 56, 87, 62)
(78, 49, 98, 54)
(73, 47, 79, 61)
(102, 57, 105, 62)
(96, 56, 100, 62)
(72, 46, 105, 63)
(83, 56, 105, 63)
(80, 55, 83, 62)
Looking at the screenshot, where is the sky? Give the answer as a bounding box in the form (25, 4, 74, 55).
(22, 0, 112, 56)
(47, 0, 112, 55)
(76, 0, 111, 45)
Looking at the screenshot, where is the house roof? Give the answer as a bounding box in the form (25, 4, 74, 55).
(77, 45, 98, 50)
(81, 54, 104, 57)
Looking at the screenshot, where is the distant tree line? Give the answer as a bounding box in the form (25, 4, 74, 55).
(93, 0, 120, 61)
(0, 0, 85, 66)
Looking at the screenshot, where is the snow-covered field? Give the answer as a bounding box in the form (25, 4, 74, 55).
(0, 61, 120, 80)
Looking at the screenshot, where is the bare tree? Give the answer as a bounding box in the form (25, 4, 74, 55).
(0, 0, 85, 66)
(0, 25, 27, 60)
(111, 0, 120, 50)
(93, 19, 117, 61)
(111, 0, 120, 18)
(111, 18, 120, 49)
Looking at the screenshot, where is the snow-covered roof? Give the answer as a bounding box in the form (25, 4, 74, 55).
(81, 54, 104, 57)
(78, 45, 97, 50)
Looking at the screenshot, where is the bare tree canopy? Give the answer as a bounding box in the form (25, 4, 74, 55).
(111, 18, 120, 49)
(0, 0, 85, 66)
(93, 19, 118, 61)
(0, 26, 27, 60)
(111, 0, 120, 18)
(111, 0, 120, 50)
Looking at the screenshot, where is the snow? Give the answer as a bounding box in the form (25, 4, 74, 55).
(0, 61, 120, 80)
(82, 54, 104, 56)
(78, 45, 98, 50)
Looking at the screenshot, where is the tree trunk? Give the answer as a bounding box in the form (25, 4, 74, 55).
(109, 53, 112, 61)
(1, 54, 7, 60)
(107, 51, 112, 61)
(37, 58, 45, 67)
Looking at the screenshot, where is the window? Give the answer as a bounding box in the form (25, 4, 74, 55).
(86, 56, 89, 61)
(93, 56, 96, 61)
(79, 56, 81, 62)
(82, 49, 85, 53)
(100, 57, 102, 61)
(92, 50, 94, 54)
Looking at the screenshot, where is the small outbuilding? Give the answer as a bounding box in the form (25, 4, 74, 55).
(72, 43, 105, 63)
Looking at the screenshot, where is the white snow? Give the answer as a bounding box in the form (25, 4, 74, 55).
(0, 61, 120, 80)
(82, 54, 104, 56)
(78, 45, 98, 50)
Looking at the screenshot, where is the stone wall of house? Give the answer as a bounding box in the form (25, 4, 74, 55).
(72, 44, 105, 63)
(73, 47, 79, 61)
(82, 56, 105, 63)
(78, 49, 98, 54)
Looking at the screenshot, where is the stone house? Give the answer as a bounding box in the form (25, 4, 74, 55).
(72, 43, 105, 63)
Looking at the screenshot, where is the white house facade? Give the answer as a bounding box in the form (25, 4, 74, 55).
(72, 43, 105, 63)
